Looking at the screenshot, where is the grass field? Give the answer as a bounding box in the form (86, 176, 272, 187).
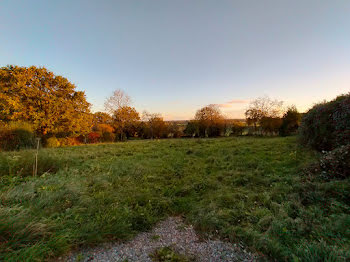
(1, 137, 349, 261)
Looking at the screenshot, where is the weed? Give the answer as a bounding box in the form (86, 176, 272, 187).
(151, 235, 161, 241)
(150, 246, 195, 262)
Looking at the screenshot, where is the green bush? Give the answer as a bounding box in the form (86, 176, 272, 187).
(183, 121, 199, 137)
(230, 122, 245, 136)
(0, 122, 35, 151)
(260, 117, 282, 135)
(45, 137, 60, 148)
(279, 106, 301, 136)
(299, 93, 350, 151)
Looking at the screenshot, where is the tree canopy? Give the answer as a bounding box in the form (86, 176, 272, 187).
(245, 96, 284, 130)
(104, 89, 131, 115)
(113, 106, 140, 140)
(194, 105, 225, 137)
(93, 112, 113, 125)
(279, 106, 301, 136)
(0, 65, 92, 136)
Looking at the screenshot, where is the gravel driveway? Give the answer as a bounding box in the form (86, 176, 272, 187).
(64, 217, 256, 262)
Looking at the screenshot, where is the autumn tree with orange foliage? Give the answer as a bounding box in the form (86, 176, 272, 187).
(139, 111, 169, 139)
(194, 105, 226, 137)
(91, 112, 115, 142)
(113, 106, 140, 140)
(93, 112, 113, 125)
(0, 65, 92, 137)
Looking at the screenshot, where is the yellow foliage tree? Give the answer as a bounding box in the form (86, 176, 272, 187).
(113, 106, 140, 140)
(0, 65, 92, 136)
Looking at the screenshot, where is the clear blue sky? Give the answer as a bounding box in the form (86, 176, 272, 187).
(1, 0, 349, 120)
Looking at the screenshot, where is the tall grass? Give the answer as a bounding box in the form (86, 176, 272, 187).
(0, 122, 35, 151)
(0, 151, 67, 179)
(0, 137, 349, 261)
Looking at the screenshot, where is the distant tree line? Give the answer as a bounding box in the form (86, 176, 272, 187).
(182, 96, 302, 138)
(244, 96, 302, 136)
(0, 65, 302, 150)
(2, 65, 347, 151)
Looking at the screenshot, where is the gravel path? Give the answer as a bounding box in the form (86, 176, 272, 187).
(64, 217, 256, 262)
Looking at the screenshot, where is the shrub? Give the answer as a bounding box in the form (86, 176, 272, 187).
(92, 123, 114, 134)
(230, 121, 245, 136)
(302, 144, 350, 181)
(319, 144, 350, 180)
(45, 137, 60, 148)
(57, 138, 69, 147)
(77, 135, 87, 144)
(168, 123, 183, 138)
(299, 93, 350, 151)
(137, 122, 151, 139)
(206, 122, 226, 137)
(183, 121, 199, 137)
(101, 132, 115, 142)
(0, 122, 35, 151)
(56, 137, 81, 147)
(66, 137, 81, 146)
(279, 106, 301, 136)
(87, 132, 101, 143)
(260, 117, 282, 135)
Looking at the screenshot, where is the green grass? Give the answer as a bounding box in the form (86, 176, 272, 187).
(0, 137, 349, 261)
(150, 246, 195, 262)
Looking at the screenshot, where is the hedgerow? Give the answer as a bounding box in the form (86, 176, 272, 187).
(299, 93, 350, 151)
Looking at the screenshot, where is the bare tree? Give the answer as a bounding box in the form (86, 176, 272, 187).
(245, 96, 284, 131)
(104, 89, 131, 115)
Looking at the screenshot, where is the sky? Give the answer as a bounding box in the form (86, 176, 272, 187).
(1, 0, 349, 120)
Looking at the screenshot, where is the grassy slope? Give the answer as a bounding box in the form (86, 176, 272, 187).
(0, 137, 349, 261)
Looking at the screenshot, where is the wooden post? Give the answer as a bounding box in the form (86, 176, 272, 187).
(33, 138, 40, 177)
